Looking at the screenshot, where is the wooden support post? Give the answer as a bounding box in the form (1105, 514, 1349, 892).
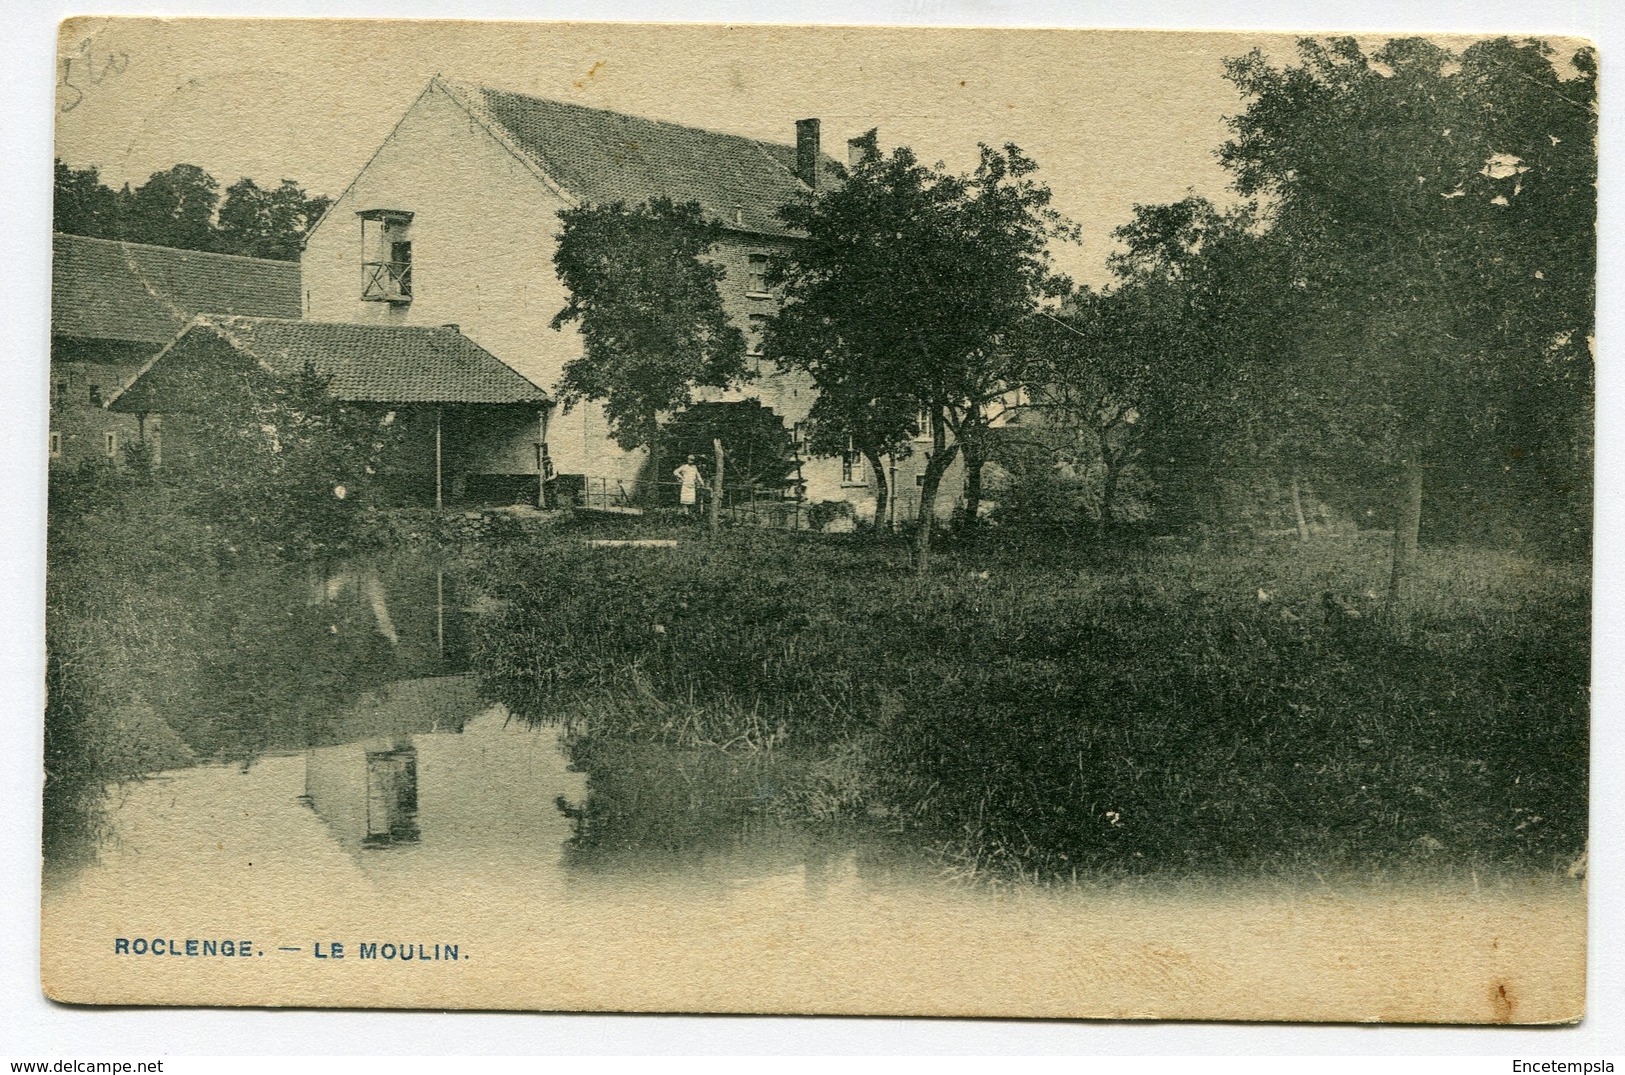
(711, 438, 724, 535)
(434, 406, 443, 511)
(537, 406, 550, 509)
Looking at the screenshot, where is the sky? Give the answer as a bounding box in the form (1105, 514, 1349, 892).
(48, 20, 1341, 288)
(55, 21, 1586, 286)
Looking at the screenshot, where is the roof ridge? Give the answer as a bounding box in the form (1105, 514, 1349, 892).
(102, 314, 264, 410)
(111, 313, 549, 409)
(211, 314, 468, 332)
(445, 79, 812, 156)
(432, 78, 579, 207)
(53, 231, 302, 270)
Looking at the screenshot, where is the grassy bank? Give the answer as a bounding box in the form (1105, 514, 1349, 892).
(469, 519, 1589, 881)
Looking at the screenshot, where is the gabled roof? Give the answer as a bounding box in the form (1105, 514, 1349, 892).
(52, 233, 302, 345)
(438, 80, 842, 239)
(107, 316, 548, 412)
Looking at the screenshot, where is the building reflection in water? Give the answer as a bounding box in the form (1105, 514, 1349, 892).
(363, 737, 420, 846)
(299, 676, 481, 855)
(297, 554, 473, 854)
(301, 735, 417, 851)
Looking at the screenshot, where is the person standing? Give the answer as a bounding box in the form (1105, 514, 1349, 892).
(672, 455, 706, 515)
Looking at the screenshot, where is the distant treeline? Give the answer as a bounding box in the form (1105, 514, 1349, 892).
(54, 159, 331, 261)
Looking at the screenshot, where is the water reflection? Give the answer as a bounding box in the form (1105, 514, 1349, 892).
(556, 743, 809, 882)
(52, 548, 929, 899)
(553, 739, 933, 893)
(307, 559, 466, 677)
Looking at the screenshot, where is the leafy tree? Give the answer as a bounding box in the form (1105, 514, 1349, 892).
(771, 143, 1076, 571)
(51, 158, 328, 260)
(801, 382, 916, 529)
(1086, 196, 1355, 533)
(163, 362, 403, 558)
(119, 163, 221, 251)
(551, 197, 749, 501)
(216, 177, 333, 260)
(1218, 36, 1596, 588)
(53, 160, 121, 238)
(657, 401, 798, 496)
(1007, 301, 1154, 534)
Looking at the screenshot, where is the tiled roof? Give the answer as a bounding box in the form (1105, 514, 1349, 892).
(442, 80, 842, 239)
(52, 233, 302, 345)
(108, 316, 548, 411)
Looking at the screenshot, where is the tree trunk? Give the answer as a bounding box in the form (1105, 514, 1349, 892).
(914, 415, 960, 576)
(1388, 459, 1424, 601)
(710, 438, 724, 535)
(862, 446, 889, 532)
(1290, 467, 1310, 545)
(1098, 451, 1120, 535)
(646, 420, 661, 509)
(960, 442, 985, 535)
(888, 456, 899, 532)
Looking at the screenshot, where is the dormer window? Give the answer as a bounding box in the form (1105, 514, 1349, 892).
(358, 208, 414, 304)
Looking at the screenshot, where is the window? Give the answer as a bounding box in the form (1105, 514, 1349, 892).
(358, 208, 414, 303)
(841, 437, 866, 485)
(746, 253, 770, 296)
(49, 431, 61, 457)
(54, 381, 68, 404)
(88, 384, 102, 406)
(104, 431, 117, 459)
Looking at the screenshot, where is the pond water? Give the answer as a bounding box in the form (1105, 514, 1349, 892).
(46, 552, 936, 913)
(39, 552, 1586, 1021)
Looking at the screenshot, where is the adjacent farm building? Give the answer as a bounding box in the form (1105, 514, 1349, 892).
(49, 233, 301, 469)
(106, 316, 550, 507)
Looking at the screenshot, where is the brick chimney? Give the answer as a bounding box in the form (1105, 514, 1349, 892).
(795, 118, 821, 189)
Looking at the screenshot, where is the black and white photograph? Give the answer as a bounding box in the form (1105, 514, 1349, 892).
(36, 16, 1594, 1023)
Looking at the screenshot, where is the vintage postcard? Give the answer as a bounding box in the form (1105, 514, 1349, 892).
(41, 18, 1593, 1021)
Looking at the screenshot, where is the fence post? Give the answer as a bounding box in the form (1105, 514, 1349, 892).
(711, 438, 724, 535)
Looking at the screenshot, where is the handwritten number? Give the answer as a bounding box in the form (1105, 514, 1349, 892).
(58, 37, 129, 112)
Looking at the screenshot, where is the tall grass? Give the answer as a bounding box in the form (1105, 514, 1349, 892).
(469, 522, 1588, 881)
